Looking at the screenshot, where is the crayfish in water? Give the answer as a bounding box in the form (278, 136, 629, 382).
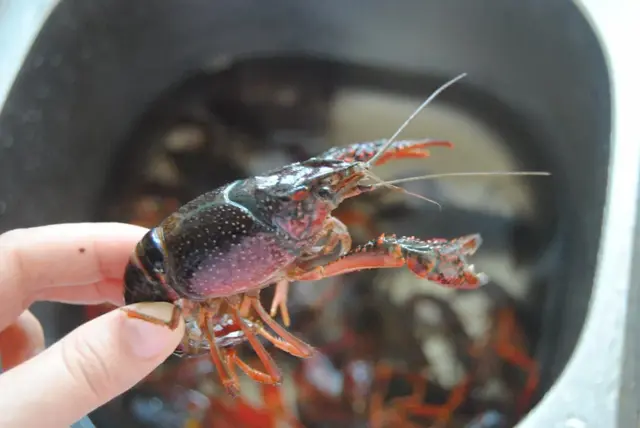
(120, 73, 543, 397)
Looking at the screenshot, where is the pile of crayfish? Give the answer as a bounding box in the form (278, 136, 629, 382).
(89, 280, 537, 428)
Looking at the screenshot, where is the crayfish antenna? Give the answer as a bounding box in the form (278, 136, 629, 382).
(364, 170, 550, 209)
(388, 184, 442, 210)
(366, 73, 467, 168)
(373, 170, 551, 187)
(362, 169, 443, 210)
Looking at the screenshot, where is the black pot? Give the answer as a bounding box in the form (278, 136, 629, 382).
(0, 1, 623, 427)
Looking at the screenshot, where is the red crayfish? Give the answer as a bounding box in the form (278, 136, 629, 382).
(120, 73, 545, 397)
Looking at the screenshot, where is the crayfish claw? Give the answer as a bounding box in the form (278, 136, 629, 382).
(452, 233, 483, 256)
(317, 139, 453, 166)
(405, 257, 433, 279)
(303, 233, 489, 290)
(465, 264, 489, 286)
(454, 269, 489, 289)
(392, 234, 489, 289)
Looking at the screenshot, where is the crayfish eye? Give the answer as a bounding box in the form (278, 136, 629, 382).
(317, 186, 332, 199)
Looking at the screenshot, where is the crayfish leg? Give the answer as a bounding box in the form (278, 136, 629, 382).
(271, 218, 352, 324)
(321, 217, 353, 257)
(493, 308, 539, 414)
(239, 295, 252, 318)
(403, 375, 470, 424)
(269, 279, 291, 327)
(254, 324, 310, 358)
(228, 349, 281, 385)
(208, 341, 241, 397)
(369, 363, 398, 428)
(226, 297, 283, 386)
(221, 348, 240, 389)
(370, 364, 451, 426)
(120, 302, 182, 330)
(517, 366, 539, 415)
(247, 291, 315, 358)
(201, 311, 241, 398)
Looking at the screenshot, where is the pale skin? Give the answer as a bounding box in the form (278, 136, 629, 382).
(0, 223, 186, 428)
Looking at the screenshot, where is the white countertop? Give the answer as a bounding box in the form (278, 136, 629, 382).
(520, 1, 640, 427)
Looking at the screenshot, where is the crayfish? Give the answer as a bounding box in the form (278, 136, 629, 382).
(120, 73, 546, 397)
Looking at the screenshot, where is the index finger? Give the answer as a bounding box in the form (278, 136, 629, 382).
(0, 222, 147, 329)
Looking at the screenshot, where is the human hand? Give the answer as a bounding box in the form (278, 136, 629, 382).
(0, 223, 186, 427)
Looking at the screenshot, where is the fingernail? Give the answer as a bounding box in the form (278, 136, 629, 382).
(121, 302, 182, 359)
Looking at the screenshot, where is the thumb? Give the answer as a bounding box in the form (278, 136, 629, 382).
(0, 302, 185, 428)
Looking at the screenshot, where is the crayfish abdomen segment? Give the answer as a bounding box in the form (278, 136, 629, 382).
(123, 228, 176, 305)
(123, 262, 174, 305)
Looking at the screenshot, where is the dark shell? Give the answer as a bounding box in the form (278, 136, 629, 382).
(123, 228, 174, 305)
(124, 180, 299, 303)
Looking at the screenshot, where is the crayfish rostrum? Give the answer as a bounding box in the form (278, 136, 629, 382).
(121, 75, 492, 397)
